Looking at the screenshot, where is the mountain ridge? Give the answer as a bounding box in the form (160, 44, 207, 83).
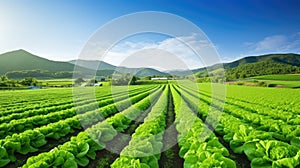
(0, 50, 168, 78)
(0, 49, 300, 80)
(0, 49, 76, 74)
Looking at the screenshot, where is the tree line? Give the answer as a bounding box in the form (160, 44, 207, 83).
(195, 61, 300, 82)
(225, 62, 300, 81)
(4, 70, 80, 79)
(0, 75, 40, 87)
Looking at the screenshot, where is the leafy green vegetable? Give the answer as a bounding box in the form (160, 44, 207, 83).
(0, 147, 10, 167)
(111, 86, 167, 168)
(22, 86, 162, 168)
(170, 85, 236, 168)
(244, 140, 300, 168)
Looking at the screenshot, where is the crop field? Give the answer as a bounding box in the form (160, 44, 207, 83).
(252, 74, 300, 81)
(0, 83, 300, 168)
(249, 74, 300, 88)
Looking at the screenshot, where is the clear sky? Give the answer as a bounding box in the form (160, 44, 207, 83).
(1, 0, 300, 66)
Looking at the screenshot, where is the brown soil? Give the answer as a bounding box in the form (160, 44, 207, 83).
(86, 95, 160, 168)
(159, 90, 183, 168)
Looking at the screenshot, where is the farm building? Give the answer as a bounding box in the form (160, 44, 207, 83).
(151, 77, 168, 80)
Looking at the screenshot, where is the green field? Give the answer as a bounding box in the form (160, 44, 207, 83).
(39, 79, 111, 87)
(0, 83, 300, 168)
(40, 79, 74, 86)
(267, 80, 300, 88)
(252, 74, 300, 81)
(234, 74, 300, 88)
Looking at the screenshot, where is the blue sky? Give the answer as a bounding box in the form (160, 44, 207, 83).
(1, 0, 300, 66)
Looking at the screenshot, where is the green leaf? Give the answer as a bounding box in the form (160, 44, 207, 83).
(75, 156, 89, 167)
(62, 158, 78, 168)
(269, 132, 286, 141)
(31, 139, 47, 148)
(184, 153, 198, 164)
(221, 157, 237, 168)
(18, 145, 38, 155)
(46, 132, 60, 140)
(273, 157, 299, 168)
(179, 147, 189, 158)
(140, 163, 151, 168)
(251, 158, 272, 168)
(243, 141, 264, 161)
(269, 146, 289, 160)
(28, 161, 50, 168)
(98, 126, 117, 142)
(147, 156, 159, 168)
(76, 142, 89, 158)
(53, 156, 65, 167)
(230, 139, 245, 154)
(0, 159, 10, 167)
(3, 141, 21, 152)
(136, 141, 153, 154)
(290, 137, 300, 148)
(0, 147, 8, 159)
(86, 150, 96, 160)
(197, 151, 211, 162)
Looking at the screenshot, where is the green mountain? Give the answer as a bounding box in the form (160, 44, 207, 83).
(69, 60, 169, 77)
(224, 53, 300, 69)
(1, 50, 299, 80)
(69, 60, 116, 70)
(135, 68, 168, 77)
(191, 53, 300, 81)
(0, 49, 75, 75)
(0, 50, 168, 78)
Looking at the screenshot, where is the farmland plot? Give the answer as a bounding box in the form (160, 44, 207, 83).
(0, 83, 299, 168)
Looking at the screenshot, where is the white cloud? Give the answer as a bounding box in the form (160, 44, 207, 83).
(102, 33, 222, 70)
(255, 35, 287, 51)
(246, 33, 300, 54)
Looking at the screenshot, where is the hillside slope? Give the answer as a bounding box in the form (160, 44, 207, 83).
(191, 53, 300, 80)
(0, 50, 168, 78)
(69, 60, 168, 77)
(1, 50, 299, 80)
(135, 68, 168, 77)
(69, 60, 116, 70)
(224, 53, 300, 69)
(0, 50, 75, 74)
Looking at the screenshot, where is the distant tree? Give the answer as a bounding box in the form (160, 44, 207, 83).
(225, 61, 300, 81)
(233, 73, 239, 79)
(20, 77, 39, 86)
(128, 76, 137, 85)
(54, 71, 73, 78)
(145, 76, 152, 80)
(112, 74, 136, 85)
(6, 70, 53, 79)
(0, 75, 8, 81)
(240, 73, 246, 79)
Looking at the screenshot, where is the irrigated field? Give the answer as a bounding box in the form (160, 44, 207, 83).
(0, 83, 300, 168)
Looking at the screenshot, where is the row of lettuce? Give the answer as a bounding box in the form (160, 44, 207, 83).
(181, 84, 300, 143)
(2, 83, 298, 167)
(179, 84, 300, 168)
(170, 85, 236, 167)
(111, 85, 236, 167)
(21, 85, 237, 168)
(0, 85, 157, 138)
(0, 85, 150, 120)
(111, 86, 169, 167)
(0, 85, 146, 116)
(21, 86, 164, 167)
(0, 85, 160, 167)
